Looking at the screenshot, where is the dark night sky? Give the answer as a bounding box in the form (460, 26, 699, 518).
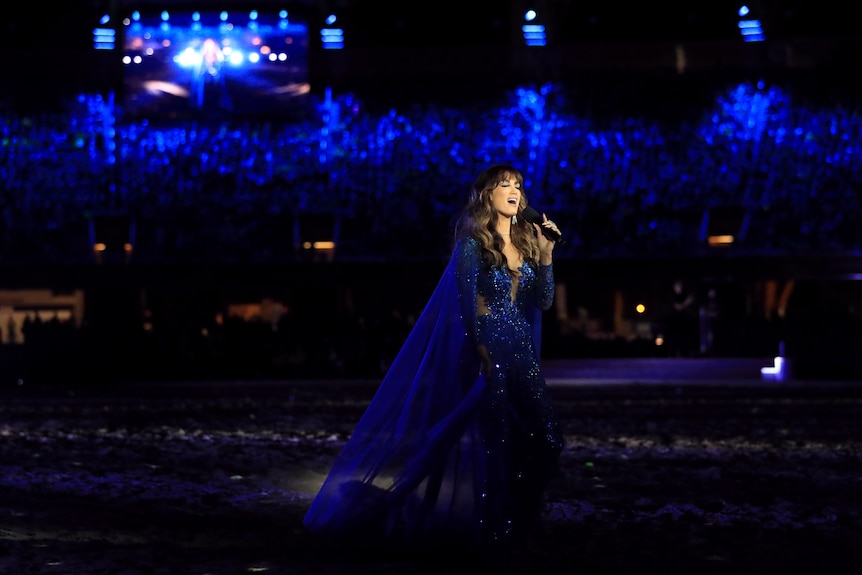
(2, 1, 857, 50)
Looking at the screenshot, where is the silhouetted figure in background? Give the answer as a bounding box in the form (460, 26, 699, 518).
(6, 316, 17, 345)
(667, 279, 696, 357)
(699, 286, 720, 356)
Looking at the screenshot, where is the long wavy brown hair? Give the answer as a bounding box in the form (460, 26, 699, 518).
(453, 164, 540, 269)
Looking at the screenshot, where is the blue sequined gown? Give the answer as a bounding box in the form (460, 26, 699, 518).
(303, 236, 563, 553)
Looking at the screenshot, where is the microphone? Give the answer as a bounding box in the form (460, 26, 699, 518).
(522, 206, 564, 244)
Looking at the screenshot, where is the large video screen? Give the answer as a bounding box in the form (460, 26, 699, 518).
(122, 8, 309, 121)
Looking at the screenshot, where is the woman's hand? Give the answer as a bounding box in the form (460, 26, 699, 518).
(534, 213, 560, 264)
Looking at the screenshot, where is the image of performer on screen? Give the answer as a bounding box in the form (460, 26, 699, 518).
(191, 38, 233, 111)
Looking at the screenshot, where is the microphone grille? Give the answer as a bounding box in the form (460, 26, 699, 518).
(521, 206, 542, 224)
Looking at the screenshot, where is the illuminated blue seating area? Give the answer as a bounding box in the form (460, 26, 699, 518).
(1, 71, 860, 265)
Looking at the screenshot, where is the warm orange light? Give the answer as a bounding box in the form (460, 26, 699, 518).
(635, 303, 646, 314)
(708, 234, 734, 246)
(303, 241, 335, 250)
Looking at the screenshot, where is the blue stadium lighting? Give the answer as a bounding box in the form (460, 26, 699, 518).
(522, 10, 546, 47)
(522, 24, 547, 46)
(175, 46, 248, 68)
(161, 11, 169, 22)
(100, 14, 111, 25)
(738, 20, 765, 42)
(321, 29, 344, 39)
(739, 19, 762, 30)
(192, 12, 200, 22)
(93, 27, 116, 50)
(321, 30, 344, 49)
(321, 14, 344, 49)
(737, 5, 765, 42)
(250, 11, 258, 21)
(175, 47, 200, 68)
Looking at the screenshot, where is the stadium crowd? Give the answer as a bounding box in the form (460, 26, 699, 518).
(2, 71, 860, 266)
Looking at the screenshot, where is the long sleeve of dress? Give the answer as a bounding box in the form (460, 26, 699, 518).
(534, 263, 555, 311)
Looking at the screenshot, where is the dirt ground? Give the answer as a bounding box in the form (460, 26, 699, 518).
(1, 377, 861, 575)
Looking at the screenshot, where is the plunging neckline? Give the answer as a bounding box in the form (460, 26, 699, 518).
(507, 261, 524, 304)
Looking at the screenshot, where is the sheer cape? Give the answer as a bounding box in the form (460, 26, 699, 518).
(302, 239, 544, 547)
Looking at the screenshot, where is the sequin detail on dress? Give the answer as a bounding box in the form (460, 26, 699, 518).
(303, 236, 563, 556)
